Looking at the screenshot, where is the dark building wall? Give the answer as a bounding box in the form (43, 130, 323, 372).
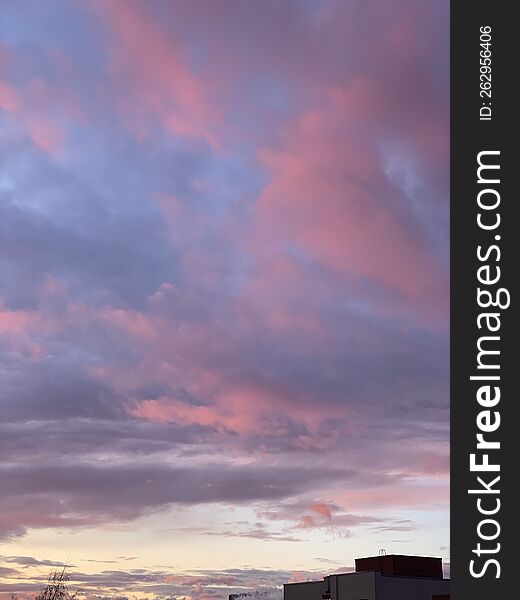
(355, 555, 443, 579)
(284, 562, 449, 600)
(330, 572, 376, 600)
(285, 572, 377, 600)
(374, 574, 450, 600)
(284, 572, 449, 600)
(284, 580, 326, 600)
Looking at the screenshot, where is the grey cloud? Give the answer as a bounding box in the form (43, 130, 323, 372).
(1, 556, 68, 568)
(0, 461, 359, 536)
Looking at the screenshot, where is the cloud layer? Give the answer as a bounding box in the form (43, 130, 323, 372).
(0, 1, 449, 598)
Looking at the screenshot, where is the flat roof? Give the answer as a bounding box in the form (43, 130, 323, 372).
(284, 571, 450, 585)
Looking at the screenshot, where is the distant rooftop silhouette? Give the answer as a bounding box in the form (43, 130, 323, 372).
(355, 553, 444, 579)
(283, 554, 449, 600)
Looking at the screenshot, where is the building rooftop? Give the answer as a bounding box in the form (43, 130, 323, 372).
(355, 554, 444, 579)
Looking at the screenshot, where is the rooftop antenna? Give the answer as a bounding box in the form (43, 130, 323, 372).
(378, 548, 386, 574)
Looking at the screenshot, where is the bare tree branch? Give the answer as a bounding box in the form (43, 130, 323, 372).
(36, 567, 77, 600)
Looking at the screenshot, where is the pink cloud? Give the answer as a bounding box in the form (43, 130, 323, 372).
(339, 481, 449, 512)
(25, 117, 64, 153)
(0, 303, 58, 338)
(0, 302, 61, 360)
(0, 83, 67, 154)
(253, 104, 446, 309)
(0, 81, 18, 112)
(98, 307, 158, 342)
(91, 0, 221, 147)
(0, 308, 35, 336)
(129, 377, 344, 437)
(0, 45, 18, 112)
(308, 502, 333, 520)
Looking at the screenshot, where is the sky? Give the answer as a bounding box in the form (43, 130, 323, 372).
(0, 1, 449, 599)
